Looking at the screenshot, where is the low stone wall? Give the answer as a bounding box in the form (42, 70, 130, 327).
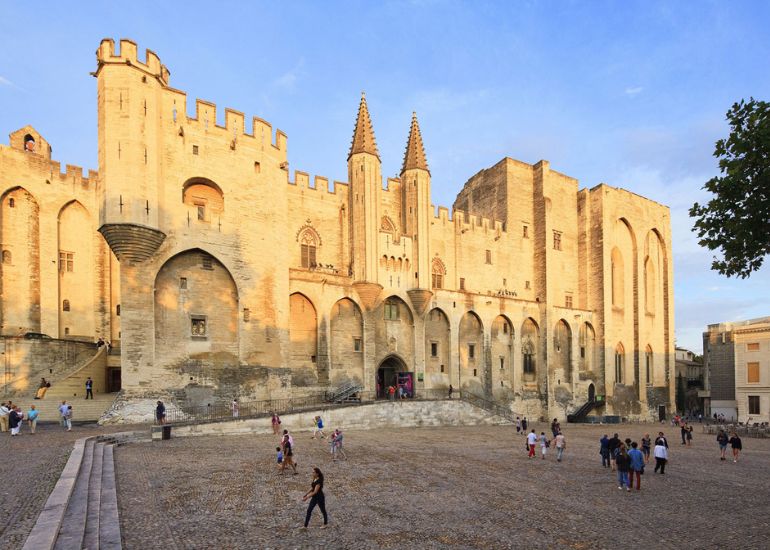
(152, 399, 507, 440)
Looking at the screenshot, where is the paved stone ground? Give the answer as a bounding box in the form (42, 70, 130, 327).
(0, 422, 146, 549)
(114, 422, 770, 549)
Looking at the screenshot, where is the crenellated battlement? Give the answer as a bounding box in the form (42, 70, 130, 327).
(288, 170, 349, 195)
(97, 38, 287, 153)
(1, 138, 97, 190)
(96, 38, 169, 84)
(432, 206, 506, 234)
(49, 161, 99, 188)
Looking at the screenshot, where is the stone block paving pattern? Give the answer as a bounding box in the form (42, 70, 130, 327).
(0, 421, 146, 549)
(115, 422, 770, 549)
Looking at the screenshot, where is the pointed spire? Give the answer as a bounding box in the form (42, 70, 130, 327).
(401, 112, 429, 174)
(348, 92, 379, 160)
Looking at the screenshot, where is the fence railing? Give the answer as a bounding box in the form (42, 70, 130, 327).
(163, 392, 330, 424)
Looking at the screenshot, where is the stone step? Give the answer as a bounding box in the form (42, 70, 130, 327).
(99, 445, 122, 549)
(53, 439, 95, 550)
(20, 394, 119, 422)
(83, 442, 104, 549)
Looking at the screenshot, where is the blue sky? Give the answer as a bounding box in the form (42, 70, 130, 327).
(1, 0, 768, 352)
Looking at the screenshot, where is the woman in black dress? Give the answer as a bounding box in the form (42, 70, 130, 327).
(302, 467, 328, 529)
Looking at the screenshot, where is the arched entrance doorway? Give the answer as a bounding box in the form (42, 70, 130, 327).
(376, 355, 410, 399)
(588, 383, 596, 402)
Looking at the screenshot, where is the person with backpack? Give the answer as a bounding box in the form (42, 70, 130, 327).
(716, 429, 729, 461)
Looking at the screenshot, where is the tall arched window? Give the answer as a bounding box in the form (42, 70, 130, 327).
(431, 258, 445, 289)
(615, 343, 625, 384)
(300, 230, 318, 268)
(521, 318, 539, 379)
(645, 345, 653, 386)
(611, 247, 624, 307)
(645, 257, 656, 314)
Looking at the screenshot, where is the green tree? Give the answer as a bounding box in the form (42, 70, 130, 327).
(690, 98, 770, 278)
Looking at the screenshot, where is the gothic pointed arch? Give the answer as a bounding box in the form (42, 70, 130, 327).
(290, 292, 319, 377)
(521, 317, 539, 382)
(554, 319, 573, 383)
(58, 200, 94, 339)
(425, 307, 450, 383)
(459, 311, 483, 385)
(296, 225, 321, 269)
(154, 248, 239, 369)
(0, 187, 40, 334)
(330, 297, 363, 386)
(431, 257, 446, 289)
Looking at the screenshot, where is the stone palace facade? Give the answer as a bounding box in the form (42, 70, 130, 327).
(0, 39, 675, 419)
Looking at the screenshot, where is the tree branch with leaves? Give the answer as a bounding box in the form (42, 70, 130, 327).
(690, 98, 770, 278)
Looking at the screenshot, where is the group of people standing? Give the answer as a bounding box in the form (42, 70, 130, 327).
(524, 418, 567, 462)
(600, 431, 669, 491)
(716, 429, 743, 462)
(0, 401, 37, 435)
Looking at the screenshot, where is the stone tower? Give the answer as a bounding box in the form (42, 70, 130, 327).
(348, 93, 383, 308)
(94, 39, 168, 261)
(400, 113, 433, 316)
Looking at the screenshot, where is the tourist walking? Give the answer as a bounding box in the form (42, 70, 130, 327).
(27, 405, 39, 434)
(717, 429, 729, 461)
(63, 404, 73, 431)
(615, 443, 631, 491)
(550, 418, 560, 438)
(554, 431, 566, 462)
(686, 425, 693, 446)
(628, 442, 645, 491)
(59, 401, 69, 429)
(271, 412, 282, 435)
(653, 440, 668, 474)
(655, 432, 669, 448)
(302, 467, 328, 529)
(680, 423, 688, 445)
(312, 416, 326, 439)
(599, 434, 611, 468)
(9, 405, 23, 436)
(527, 429, 537, 458)
(522, 417, 528, 433)
(388, 385, 396, 401)
(0, 402, 9, 433)
(641, 434, 651, 463)
(539, 432, 549, 459)
(276, 446, 284, 468)
(35, 378, 50, 400)
(448, 384, 453, 399)
(331, 428, 347, 461)
(231, 399, 239, 418)
(156, 401, 166, 425)
(729, 432, 742, 463)
(85, 377, 94, 399)
(281, 431, 298, 475)
(608, 433, 621, 470)
(516, 417, 522, 435)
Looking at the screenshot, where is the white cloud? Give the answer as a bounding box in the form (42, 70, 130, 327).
(271, 58, 305, 92)
(0, 76, 15, 87)
(624, 86, 644, 97)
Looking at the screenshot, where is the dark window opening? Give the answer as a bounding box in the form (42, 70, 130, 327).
(468, 343, 475, 359)
(180, 277, 188, 289)
(62, 299, 70, 312)
(431, 342, 438, 357)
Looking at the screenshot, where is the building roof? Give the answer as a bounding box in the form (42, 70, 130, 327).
(348, 92, 379, 160)
(401, 112, 429, 174)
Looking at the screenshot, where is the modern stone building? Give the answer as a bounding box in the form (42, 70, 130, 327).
(0, 39, 675, 420)
(703, 317, 770, 423)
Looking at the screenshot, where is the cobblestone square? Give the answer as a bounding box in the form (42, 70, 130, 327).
(114, 423, 770, 549)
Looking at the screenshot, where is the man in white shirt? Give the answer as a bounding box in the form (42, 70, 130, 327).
(0, 402, 10, 433)
(526, 429, 538, 458)
(59, 401, 69, 428)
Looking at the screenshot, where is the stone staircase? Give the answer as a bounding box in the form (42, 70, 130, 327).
(25, 393, 119, 423)
(23, 437, 123, 550)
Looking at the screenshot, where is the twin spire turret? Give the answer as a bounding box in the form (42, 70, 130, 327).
(348, 93, 429, 174)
